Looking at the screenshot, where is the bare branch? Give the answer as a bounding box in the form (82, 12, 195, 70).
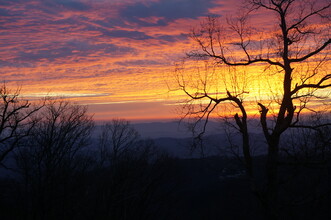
(249, 0, 279, 12)
(258, 103, 270, 138)
(287, 3, 331, 33)
(196, 51, 286, 68)
(291, 74, 331, 95)
(0, 84, 45, 164)
(289, 39, 331, 63)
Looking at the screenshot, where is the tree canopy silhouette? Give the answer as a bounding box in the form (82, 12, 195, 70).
(0, 84, 44, 167)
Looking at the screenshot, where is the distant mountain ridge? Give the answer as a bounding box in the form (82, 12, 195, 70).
(92, 120, 267, 158)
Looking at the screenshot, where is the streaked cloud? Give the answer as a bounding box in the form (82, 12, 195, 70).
(1, 0, 328, 121)
(119, 0, 218, 26)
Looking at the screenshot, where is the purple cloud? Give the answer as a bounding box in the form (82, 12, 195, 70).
(120, 0, 218, 26)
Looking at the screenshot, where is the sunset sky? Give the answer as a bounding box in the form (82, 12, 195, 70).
(1, 0, 330, 121)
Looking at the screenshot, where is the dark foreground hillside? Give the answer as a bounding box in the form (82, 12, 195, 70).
(1, 155, 330, 220)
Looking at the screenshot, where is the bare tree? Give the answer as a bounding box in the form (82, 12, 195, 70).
(15, 99, 94, 220)
(175, 0, 331, 219)
(0, 84, 43, 167)
(99, 118, 140, 165)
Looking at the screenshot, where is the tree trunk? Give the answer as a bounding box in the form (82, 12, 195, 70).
(265, 135, 280, 220)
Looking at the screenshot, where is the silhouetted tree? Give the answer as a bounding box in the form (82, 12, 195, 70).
(0, 84, 43, 167)
(90, 119, 180, 220)
(175, 0, 331, 219)
(15, 99, 94, 220)
(99, 118, 140, 165)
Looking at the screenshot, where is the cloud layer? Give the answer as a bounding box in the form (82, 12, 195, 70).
(0, 0, 225, 120)
(1, 0, 329, 121)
